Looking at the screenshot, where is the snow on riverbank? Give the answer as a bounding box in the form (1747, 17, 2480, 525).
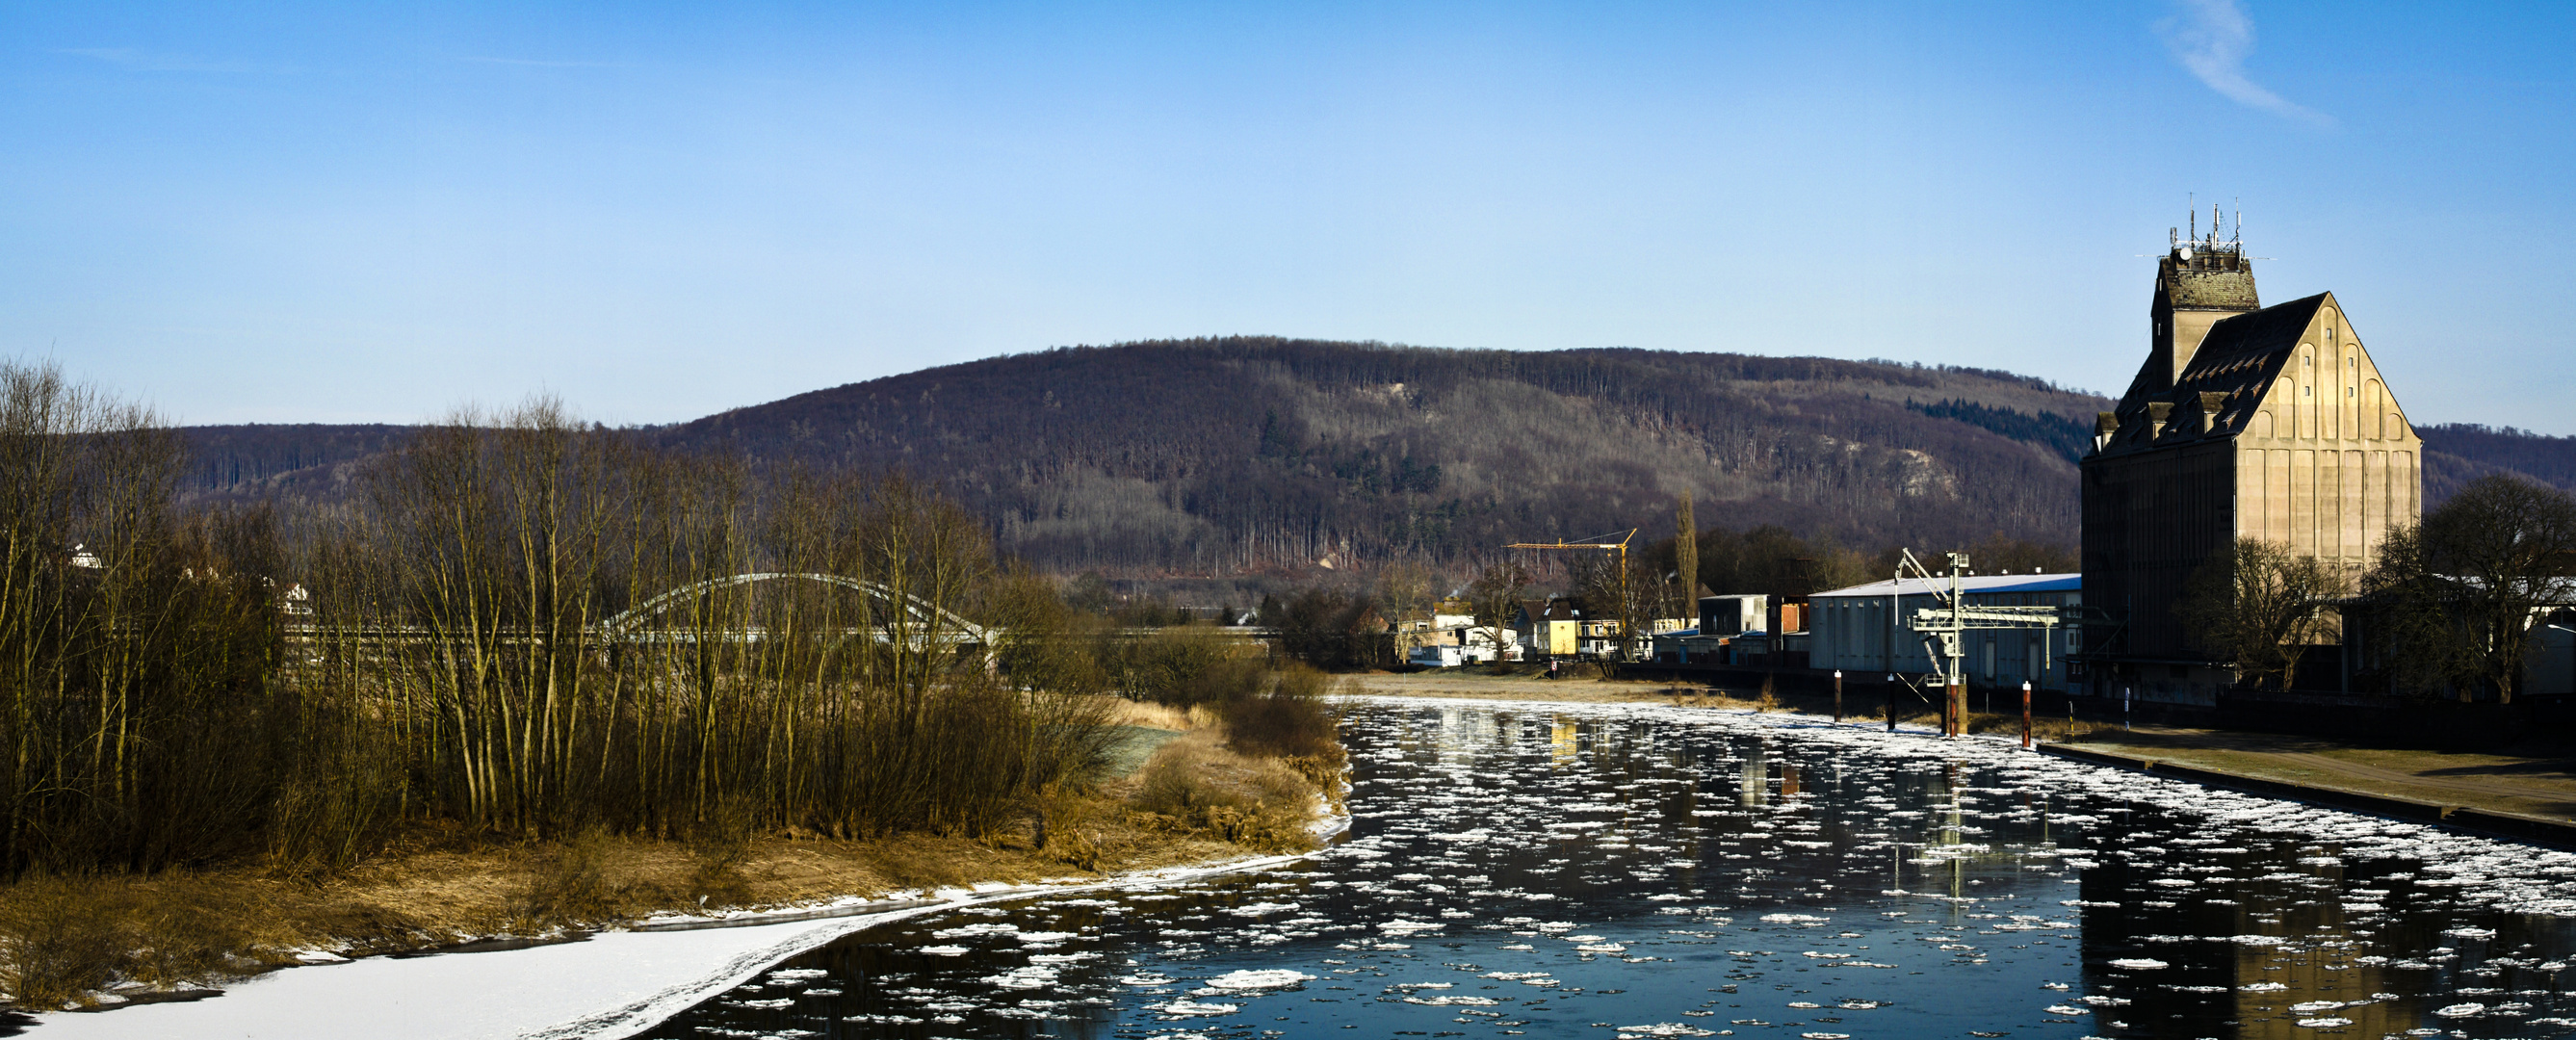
(29, 853, 1324, 1039)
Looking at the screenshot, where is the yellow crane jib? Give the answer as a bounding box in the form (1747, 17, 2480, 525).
(1507, 529, 1639, 661)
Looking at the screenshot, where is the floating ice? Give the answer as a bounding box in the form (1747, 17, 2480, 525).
(2105, 958, 2168, 970)
(931, 922, 1021, 938)
(1149, 999, 1240, 1017)
(919, 945, 970, 956)
(980, 965, 1057, 989)
(1199, 970, 1314, 991)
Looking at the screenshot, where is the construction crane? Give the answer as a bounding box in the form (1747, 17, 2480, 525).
(1508, 529, 1638, 660)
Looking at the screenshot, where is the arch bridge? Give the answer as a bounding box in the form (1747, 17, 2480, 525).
(594, 571, 995, 650)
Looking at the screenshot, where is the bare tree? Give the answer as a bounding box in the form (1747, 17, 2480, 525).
(2362, 476, 2576, 703)
(1466, 559, 1531, 668)
(1376, 560, 1436, 655)
(2177, 537, 2344, 691)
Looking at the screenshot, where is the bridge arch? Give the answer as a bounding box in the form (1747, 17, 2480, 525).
(595, 572, 993, 645)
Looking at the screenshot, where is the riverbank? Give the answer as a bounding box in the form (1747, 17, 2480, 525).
(1350, 668, 2103, 741)
(27, 846, 1337, 1040)
(4, 700, 1346, 1017)
(2051, 723, 2576, 823)
(1358, 668, 2576, 826)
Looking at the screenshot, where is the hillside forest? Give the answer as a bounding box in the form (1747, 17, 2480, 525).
(176, 339, 2576, 595)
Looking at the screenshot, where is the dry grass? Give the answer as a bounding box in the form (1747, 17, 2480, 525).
(1102, 697, 1218, 732)
(0, 767, 1323, 1008)
(0, 691, 1348, 1009)
(1125, 731, 1336, 854)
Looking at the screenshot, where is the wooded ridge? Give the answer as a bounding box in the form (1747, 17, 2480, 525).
(176, 338, 2576, 576)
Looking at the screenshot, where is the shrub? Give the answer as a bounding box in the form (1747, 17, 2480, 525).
(1129, 741, 1318, 853)
(1120, 629, 1267, 707)
(0, 876, 125, 1007)
(509, 831, 620, 929)
(0, 874, 264, 1007)
(1223, 667, 1341, 759)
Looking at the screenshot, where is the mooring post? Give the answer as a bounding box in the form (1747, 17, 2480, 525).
(1834, 669, 1843, 724)
(2123, 686, 2132, 732)
(2020, 680, 2032, 749)
(1945, 682, 1965, 738)
(1885, 674, 1897, 734)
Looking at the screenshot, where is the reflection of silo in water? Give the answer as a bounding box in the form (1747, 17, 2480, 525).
(1439, 707, 1473, 764)
(1550, 717, 1578, 767)
(2070, 851, 2396, 1035)
(1740, 743, 1768, 806)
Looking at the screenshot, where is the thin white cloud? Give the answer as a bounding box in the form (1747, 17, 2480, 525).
(455, 56, 624, 69)
(2158, 0, 2332, 126)
(58, 47, 258, 73)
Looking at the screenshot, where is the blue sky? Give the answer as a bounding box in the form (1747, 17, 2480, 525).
(5, 2, 2571, 430)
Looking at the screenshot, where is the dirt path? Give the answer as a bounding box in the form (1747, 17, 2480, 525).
(2060, 724, 2576, 821)
(2274, 751, 2576, 805)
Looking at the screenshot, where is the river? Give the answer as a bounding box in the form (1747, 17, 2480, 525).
(633, 698, 2576, 1039)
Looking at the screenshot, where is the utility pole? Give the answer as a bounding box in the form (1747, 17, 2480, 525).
(1899, 550, 2068, 741)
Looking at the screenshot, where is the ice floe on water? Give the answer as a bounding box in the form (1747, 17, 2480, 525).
(1196, 968, 1312, 991)
(628, 696, 2576, 1039)
(1145, 999, 1238, 1017)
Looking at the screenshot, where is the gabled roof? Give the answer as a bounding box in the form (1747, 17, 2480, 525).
(2098, 293, 2330, 457)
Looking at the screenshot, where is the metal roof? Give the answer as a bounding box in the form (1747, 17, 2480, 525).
(1811, 573, 2081, 599)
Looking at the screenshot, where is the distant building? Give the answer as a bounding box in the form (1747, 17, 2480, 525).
(1510, 598, 1584, 658)
(1808, 573, 2082, 691)
(2081, 210, 2422, 703)
(1697, 594, 1766, 637)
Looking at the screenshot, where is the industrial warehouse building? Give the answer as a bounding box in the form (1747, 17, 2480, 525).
(1806, 573, 2082, 692)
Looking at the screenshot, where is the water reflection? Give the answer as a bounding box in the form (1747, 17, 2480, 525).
(638, 701, 2576, 1039)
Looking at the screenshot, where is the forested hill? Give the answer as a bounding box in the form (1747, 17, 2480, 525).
(175, 340, 2576, 577)
(2418, 424, 2576, 506)
(664, 338, 2110, 573)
